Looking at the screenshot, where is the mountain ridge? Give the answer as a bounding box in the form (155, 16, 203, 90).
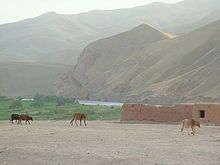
(0, 0, 220, 65)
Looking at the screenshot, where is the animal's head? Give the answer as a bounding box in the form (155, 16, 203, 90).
(196, 121, 200, 128)
(30, 117, 33, 121)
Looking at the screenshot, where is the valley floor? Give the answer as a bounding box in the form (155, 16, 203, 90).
(0, 121, 220, 165)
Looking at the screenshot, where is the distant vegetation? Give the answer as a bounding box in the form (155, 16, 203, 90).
(0, 94, 121, 120)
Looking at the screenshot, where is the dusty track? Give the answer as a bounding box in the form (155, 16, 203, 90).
(0, 121, 220, 165)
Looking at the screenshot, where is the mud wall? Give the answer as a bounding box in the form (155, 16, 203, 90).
(121, 103, 220, 125)
(121, 104, 193, 123)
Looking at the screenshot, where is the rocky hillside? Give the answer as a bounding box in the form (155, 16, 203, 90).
(55, 24, 170, 100)
(56, 20, 220, 104)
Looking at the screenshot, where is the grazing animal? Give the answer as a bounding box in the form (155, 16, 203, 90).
(180, 119, 200, 135)
(18, 114, 33, 125)
(70, 112, 87, 126)
(10, 114, 19, 124)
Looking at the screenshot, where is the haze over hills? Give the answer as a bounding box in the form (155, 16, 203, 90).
(0, 0, 220, 65)
(0, 62, 71, 96)
(165, 9, 220, 34)
(56, 19, 220, 104)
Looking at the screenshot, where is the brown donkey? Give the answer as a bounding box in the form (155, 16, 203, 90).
(18, 114, 33, 125)
(70, 112, 87, 126)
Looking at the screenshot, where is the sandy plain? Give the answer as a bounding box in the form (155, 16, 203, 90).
(0, 120, 220, 165)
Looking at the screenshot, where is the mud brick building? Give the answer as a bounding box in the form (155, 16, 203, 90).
(121, 103, 220, 126)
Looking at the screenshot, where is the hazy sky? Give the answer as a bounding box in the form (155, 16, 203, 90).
(1, 0, 182, 24)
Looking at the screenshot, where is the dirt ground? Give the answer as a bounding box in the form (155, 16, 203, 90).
(0, 120, 220, 165)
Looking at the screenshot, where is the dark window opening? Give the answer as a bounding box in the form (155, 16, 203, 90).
(200, 110, 205, 118)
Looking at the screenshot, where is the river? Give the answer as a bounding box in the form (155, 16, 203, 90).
(77, 100, 123, 106)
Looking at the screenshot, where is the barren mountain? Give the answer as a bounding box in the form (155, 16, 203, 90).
(0, 0, 220, 65)
(56, 20, 220, 104)
(1, 0, 220, 97)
